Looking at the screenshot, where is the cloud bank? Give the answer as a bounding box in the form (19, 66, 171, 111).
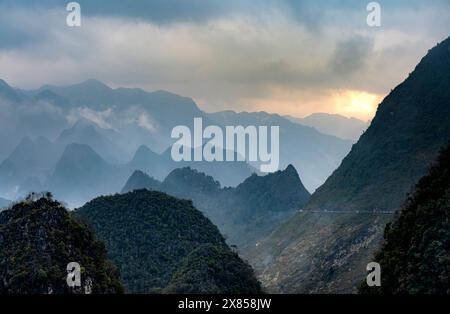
(0, 0, 449, 120)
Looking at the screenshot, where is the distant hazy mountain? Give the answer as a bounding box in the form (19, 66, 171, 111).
(122, 165, 310, 249)
(0, 80, 69, 161)
(0, 79, 24, 103)
(76, 189, 262, 294)
(38, 79, 115, 109)
(0, 194, 123, 294)
(55, 119, 123, 163)
(0, 119, 128, 202)
(0, 78, 208, 160)
(163, 147, 257, 187)
(360, 141, 450, 294)
(122, 170, 162, 193)
(126, 145, 173, 180)
(207, 111, 352, 191)
(3, 138, 254, 208)
(6, 137, 58, 171)
(1, 77, 353, 203)
(32, 89, 72, 107)
(0, 136, 59, 198)
(39, 79, 208, 153)
(159, 166, 222, 202)
(247, 36, 450, 294)
(40, 79, 203, 115)
(285, 113, 369, 141)
(127, 144, 255, 187)
(48, 143, 129, 208)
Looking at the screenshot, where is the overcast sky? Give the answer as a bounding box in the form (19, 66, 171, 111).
(1, 0, 449, 120)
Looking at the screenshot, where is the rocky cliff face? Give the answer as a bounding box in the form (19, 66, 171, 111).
(307, 36, 450, 212)
(247, 211, 391, 293)
(246, 37, 450, 294)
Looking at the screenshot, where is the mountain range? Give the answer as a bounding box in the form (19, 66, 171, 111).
(0, 119, 126, 202)
(122, 165, 310, 250)
(0, 137, 58, 195)
(285, 113, 369, 142)
(0, 124, 255, 207)
(0, 78, 353, 205)
(208, 111, 352, 190)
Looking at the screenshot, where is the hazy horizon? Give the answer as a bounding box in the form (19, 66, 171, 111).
(2, 77, 372, 122)
(1, 1, 450, 120)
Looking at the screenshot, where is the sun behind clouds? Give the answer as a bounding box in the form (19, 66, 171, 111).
(331, 90, 382, 121)
(230, 88, 382, 122)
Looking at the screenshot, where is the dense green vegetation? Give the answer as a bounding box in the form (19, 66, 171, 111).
(122, 165, 310, 250)
(164, 244, 262, 294)
(307, 36, 450, 211)
(360, 141, 450, 294)
(75, 189, 262, 294)
(0, 194, 123, 294)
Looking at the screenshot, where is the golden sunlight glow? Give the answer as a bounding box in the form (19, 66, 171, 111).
(331, 90, 382, 121)
(231, 88, 383, 122)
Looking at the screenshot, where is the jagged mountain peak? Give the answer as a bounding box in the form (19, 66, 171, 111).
(0, 79, 23, 103)
(132, 145, 159, 159)
(59, 79, 112, 92)
(163, 167, 222, 192)
(56, 143, 109, 171)
(63, 142, 100, 156)
(284, 164, 299, 176)
(121, 170, 161, 193)
(238, 164, 302, 189)
(0, 79, 12, 89)
(71, 118, 97, 130)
